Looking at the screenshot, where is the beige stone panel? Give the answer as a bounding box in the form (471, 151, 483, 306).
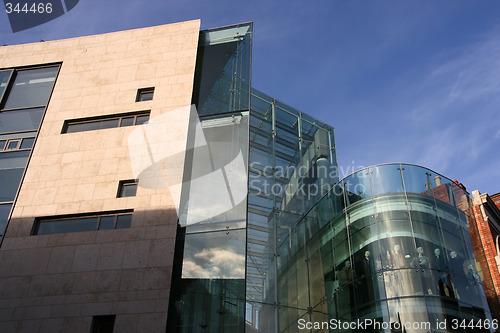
(92, 182, 116, 200)
(34, 204, 58, 217)
(56, 202, 81, 215)
(15, 189, 35, 207)
(54, 186, 76, 203)
(79, 200, 104, 213)
(78, 160, 101, 179)
(60, 163, 81, 180)
(33, 187, 58, 205)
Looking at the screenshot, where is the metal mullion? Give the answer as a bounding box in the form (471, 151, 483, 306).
(0, 105, 47, 112)
(0, 70, 14, 106)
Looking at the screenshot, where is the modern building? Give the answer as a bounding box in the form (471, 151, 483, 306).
(0, 19, 495, 332)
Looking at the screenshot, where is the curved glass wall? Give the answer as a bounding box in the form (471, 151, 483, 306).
(278, 163, 494, 332)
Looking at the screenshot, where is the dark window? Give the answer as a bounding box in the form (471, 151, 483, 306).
(62, 111, 150, 134)
(20, 137, 35, 149)
(0, 107, 45, 134)
(0, 137, 35, 152)
(136, 87, 154, 102)
(91, 315, 116, 333)
(6, 139, 20, 150)
(2, 67, 58, 110)
(0, 203, 12, 234)
(33, 211, 133, 235)
(0, 70, 13, 102)
(117, 180, 138, 198)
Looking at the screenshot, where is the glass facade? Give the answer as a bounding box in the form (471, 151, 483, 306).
(278, 164, 493, 332)
(167, 23, 252, 333)
(0, 65, 59, 243)
(246, 90, 337, 332)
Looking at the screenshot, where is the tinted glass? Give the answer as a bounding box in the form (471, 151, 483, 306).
(98, 216, 115, 230)
(0, 140, 5, 150)
(0, 168, 24, 202)
(66, 118, 120, 133)
(36, 217, 98, 235)
(3, 67, 58, 109)
(20, 137, 35, 149)
(0, 150, 30, 168)
(6, 140, 19, 150)
(120, 117, 134, 127)
(119, 183, 137, 197)
(0, 70, 12, 100)
(134, 115, 149, 125)
(116, 214, 132, 229)
(0, 108, 45, 133)
(138, 91, 153, 101)
(0, 203, 12, 234)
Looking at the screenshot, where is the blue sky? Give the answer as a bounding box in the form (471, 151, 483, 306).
(1, 0, 499, 194)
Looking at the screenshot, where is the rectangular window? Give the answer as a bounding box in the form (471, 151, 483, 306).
(62, 111, 150, 134)
(33, 210, 133, 235)
(2, 67, 59, 110)
(136, 87, 154, 102)
(91, 315, 116, 333)
(0, 107, 45, 134)
(117, 179, 138, 198)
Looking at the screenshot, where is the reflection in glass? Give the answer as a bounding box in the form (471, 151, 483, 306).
(0, 203, 12, 234)
(37, 217, 98, 235)
(0, 108, 45, 133)
(182, 229, 245, 279)
(3, 67, 58, 110)
(276, 164, 493, 331)
(0, 70, 12, 100)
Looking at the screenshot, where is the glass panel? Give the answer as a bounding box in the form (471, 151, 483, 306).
(134, 115, 149, 125)
(0, 108, 45, 133)
(20, 137, 35, 149)
(119, 116, 134, 127)
(3, 67, 58, 109)
(0, 203, 12, 234)
(182, 229, 246, 279)
(195, 23, 252, 116)
(6, 140, 19, 150)
(0, 70, 12, 100)
(36, 217, 98, 235)
(0, 140, 5, 150)
(98, 216, 115, 230)
(179, 115, 249, 228)
(402, 164, 433, 196)
(0, 167, 24, 202)
(370, 165, 404, 196)
(138, 91, 153, 101)
(66, 118, 120, 133)
(0, 150, 30, 169)
(116, 214, 132, 229)
(119, 183, 137, 197)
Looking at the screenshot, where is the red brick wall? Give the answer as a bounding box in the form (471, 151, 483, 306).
(470, 205, 500, 319)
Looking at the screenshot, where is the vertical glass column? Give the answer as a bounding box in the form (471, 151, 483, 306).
(247, 90, 337, 332)
(167, 23, 252, 333)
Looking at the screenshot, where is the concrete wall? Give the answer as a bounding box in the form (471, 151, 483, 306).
(0, 19, 200, 332)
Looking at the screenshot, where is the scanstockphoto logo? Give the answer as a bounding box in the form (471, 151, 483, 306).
(4, 0, 80, 32)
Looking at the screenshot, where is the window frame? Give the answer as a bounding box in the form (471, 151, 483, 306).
(61, 110, 150, 134)
(117, 179, 138, 198)
(32, 210, 134, 235)
(136, 87, 155, 102)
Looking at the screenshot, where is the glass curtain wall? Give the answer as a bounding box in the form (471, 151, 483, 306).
(167, 23, 252, 333)
(246, 90, 337, 332)
(278, 163, 494, 333)
(0, 65, 59, 243)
